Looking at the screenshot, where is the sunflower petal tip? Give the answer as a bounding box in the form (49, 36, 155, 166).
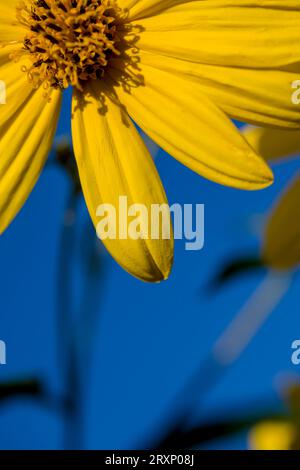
(261, 166, 274, 188)
(150, 264, 173, 284)
(160, 268, 172, 282)
(145, 254, 174, 284)
(248, 153, 274, 190)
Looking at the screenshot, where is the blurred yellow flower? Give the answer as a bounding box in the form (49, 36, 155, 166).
(244, 127, 300, 270)
(249, 420, 296, 450)
(245, 127, 300, 163)
(249, 385, 300, 450)
(1, 0, 300, 281)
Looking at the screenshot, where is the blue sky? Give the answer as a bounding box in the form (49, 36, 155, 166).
(0, 91, 299, 449)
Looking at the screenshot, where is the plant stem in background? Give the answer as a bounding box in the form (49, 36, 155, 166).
(57, 189, 80, 449)
(213, 271, 292, 366)
(151, 271, 292, 447)
(189, 272, 292, 419)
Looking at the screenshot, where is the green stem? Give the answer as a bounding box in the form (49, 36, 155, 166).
(154, 272, 292, 444)
(57, 188, 80, 449)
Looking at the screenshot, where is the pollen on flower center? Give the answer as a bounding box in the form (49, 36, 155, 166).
(16, 0, 121, 91)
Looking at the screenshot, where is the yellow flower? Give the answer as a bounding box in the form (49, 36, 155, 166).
(1, 0, 300, 281)
(249, 385, 300, 450)
(244, 126, 300, 270)
(244, 127, 300, 163)
(249, 421, 296, 450)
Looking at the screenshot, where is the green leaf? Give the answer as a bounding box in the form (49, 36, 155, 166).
(0, 379, 42, 403)
(155, 413, 286, 449)
(210, 255, 265, 289)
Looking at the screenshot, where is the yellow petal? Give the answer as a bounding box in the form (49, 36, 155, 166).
(135, 51, 300, 129)
(244, 126, 300, 161)
(0, 0, 26, 43)
(0, 45, 34, 122)
(249, 421, 295, 450)
(0, 70, 62, 233)
(109, 63, 273, 190)
(119, 0, 186, 20)
(71, 81, 174, 283)
(134, 0, 300, 70)
(263, 175, 300, 270)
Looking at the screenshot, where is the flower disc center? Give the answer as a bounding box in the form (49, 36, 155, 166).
(18, 0, 121, 90)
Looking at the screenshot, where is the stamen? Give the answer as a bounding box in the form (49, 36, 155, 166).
(13, 0, 122, 91)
